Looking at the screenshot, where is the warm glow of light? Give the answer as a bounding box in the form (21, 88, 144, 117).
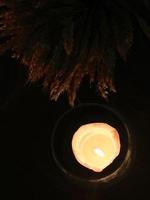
(72, 123, 121, 172)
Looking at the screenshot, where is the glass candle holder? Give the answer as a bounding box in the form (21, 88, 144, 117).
(50, 104, 135, 188)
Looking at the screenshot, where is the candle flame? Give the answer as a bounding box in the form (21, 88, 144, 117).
(94, 147, 105, 158)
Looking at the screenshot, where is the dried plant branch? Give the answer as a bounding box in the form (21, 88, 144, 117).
(0, 0, 149, 105)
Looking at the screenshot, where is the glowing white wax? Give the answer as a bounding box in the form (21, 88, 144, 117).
(72, 123, 121, 172)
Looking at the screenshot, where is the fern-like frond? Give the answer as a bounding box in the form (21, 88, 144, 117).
(0, 0, 149, 105)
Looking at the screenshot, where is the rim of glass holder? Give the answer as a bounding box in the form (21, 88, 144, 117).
(50, 103, 135, 187)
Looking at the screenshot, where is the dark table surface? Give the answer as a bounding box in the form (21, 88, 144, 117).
(1, 23, 150, 200)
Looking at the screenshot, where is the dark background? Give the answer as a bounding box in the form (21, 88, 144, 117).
(1, 17, 150, 200)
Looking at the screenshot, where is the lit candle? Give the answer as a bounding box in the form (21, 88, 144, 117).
(72, 123, 121, 172)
